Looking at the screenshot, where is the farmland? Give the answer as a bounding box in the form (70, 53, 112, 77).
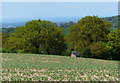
(1, 53, 119, 81)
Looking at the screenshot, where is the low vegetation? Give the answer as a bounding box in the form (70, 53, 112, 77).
(1, 53, 119, 81)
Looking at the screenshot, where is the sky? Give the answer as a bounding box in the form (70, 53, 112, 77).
(1, 0, 119, 2)
(2, 2, 118, 19)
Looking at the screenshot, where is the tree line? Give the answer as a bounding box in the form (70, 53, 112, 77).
(103, 15, 120, 28)
(2, 16, 120, 60)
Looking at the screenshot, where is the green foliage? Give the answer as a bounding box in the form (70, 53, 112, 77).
(90, 42, 108, 59)
(59, 21, 75, 35)
(103, 15, 120, 28)
(17, 49, 25, 53)
(67, 16, 112, 57)
(60, 21, 75, 27)
(79, 47, 91, 58)
(0, 28, 2, 32)
(2, 48, 17, 53)
(106, 28, 120, 60)
(2, 28, 16, 36)
(2, 16, 119, 60)
(0, 32, 2, 48)
(61, 49, 71, 56)
(2, 32, 6, 45)
(3, 19, 66, 55)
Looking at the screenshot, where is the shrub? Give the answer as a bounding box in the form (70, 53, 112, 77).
(79, 47, 91, 58)
(106, 28, 120, 60)
(17, 50, 25, 53)
(61, 50, 71, 56)
(2, 48, 17, 53)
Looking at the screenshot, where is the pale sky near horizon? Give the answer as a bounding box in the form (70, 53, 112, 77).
(2, 2, 118, 20)
(1, 0, 119, 2)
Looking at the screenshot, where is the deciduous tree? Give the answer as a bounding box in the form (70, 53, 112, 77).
(3, 20, 66, 55)
(67, 16, 112, 57)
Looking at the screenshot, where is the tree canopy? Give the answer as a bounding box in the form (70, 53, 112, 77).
(3, 19, 66, 55)
(67, 16, 112, 56)
(106, 27, 120, 60)
(2, 16, 119, 60)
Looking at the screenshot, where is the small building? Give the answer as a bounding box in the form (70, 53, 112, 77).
(71, 51, 79, 57)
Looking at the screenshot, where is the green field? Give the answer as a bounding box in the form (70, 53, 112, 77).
(1, 53, 119, 81)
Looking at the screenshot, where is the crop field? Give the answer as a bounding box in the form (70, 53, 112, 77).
(1, 53, 120, 81)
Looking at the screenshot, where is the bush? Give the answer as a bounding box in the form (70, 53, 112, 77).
(2, 48, 17, 53)
(106, 28, 120, 60)
(61, 50, 71, 56)
(106, 42, 120, 60)
(79, 47, 91, 58)
(0, 48, 2, 53)
(17, 50, 25, 53)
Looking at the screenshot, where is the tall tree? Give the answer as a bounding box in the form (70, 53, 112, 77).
(67, 16, 112, 55)
(3, 19, 66, 55)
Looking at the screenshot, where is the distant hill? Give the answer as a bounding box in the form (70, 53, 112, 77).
(1, 15, 119, 35)
(2, 28, 16, 36)
(1, 17, 81, 28)
(102, 15, 120, 29)
(1, 16, 119, 28)
(59, 15, 120, 34)
(1, 22, 26, 28)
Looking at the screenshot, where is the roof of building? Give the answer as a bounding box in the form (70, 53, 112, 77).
(71, 51, 79, 56)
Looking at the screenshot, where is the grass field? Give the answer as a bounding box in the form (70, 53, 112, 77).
(1, 53, 119, 81)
